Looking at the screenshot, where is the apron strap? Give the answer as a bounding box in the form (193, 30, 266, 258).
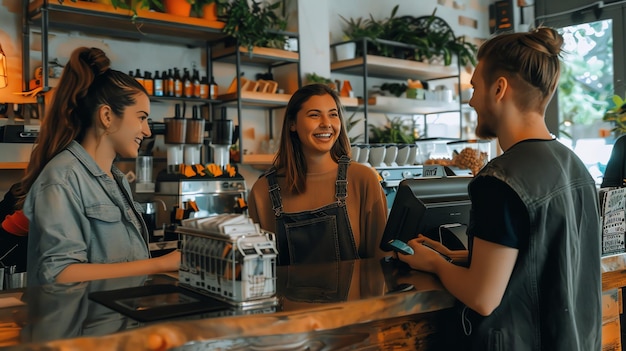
(335, 155, 351, 204)
(265, 167, 284, 217)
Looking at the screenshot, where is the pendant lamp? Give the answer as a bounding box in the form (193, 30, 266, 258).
(0, 42, 7, 89)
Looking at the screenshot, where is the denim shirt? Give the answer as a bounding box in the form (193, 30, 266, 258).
(25, 141, 149, 286)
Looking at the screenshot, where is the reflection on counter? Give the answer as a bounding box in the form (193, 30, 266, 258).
(1, 258, 457, 350)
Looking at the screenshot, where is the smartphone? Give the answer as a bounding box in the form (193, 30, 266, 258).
(387, 239, 415, 255)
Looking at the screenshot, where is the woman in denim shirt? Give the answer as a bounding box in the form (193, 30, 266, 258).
(17, 47, 180, 286)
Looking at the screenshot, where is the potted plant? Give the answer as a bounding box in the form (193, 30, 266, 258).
(369, 115, 415, 144)
(338, 6, 477, 67)
(105, 0, 164, 16)
(91, 0, 199, 18)
(219, 0, 288, 54)
(409, 10, 477, 67)
(603, 94, 626, 135)
(337, 15, 371, 60)
(190, 0, 226, 21)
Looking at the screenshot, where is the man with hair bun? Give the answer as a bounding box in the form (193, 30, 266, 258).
(399, 27, 601, 350)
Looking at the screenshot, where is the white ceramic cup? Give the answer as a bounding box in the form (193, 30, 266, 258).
(395, 144, 410, 166)
(368, 144, 386, 168)
(405, 144, 418, 165)
(357, 145, 370, 165)
(350, 145, 360, 162)
(384, 145, 399, 167)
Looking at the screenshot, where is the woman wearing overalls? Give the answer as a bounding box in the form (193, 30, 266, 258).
(248, 84, 388, 265)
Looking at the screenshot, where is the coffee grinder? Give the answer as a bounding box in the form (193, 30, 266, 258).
(154, 108, 247, 241)
(184, 105, 205, 166)
(163, 103, 186, 173)
(210, 118, 233, 169)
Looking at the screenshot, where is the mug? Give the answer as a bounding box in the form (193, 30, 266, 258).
(368, 144, 386, 168)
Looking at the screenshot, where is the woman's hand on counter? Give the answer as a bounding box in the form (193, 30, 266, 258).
(55, 250, 182, 284)
(153, 250, 181, 272)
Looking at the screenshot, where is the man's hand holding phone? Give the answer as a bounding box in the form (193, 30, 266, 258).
(387, 239, 415, 255)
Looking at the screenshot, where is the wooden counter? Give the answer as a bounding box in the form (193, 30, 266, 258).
(602, 253, 626, 351)
(0, 258, 457, 350)
(3, 254, 622, 350)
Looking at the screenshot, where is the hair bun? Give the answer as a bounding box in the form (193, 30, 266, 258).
(78, 47, 111, 77)
(532, 26, 563, 57)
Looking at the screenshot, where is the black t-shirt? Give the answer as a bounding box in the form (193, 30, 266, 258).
(468, 176, 529, 256)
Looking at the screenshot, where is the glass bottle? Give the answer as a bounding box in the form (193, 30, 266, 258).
(154, 70, 163, 97)
(192, 69, 201, 98)
(134, 68, 144, 88)
(167, 68, 175, 97)
(200, 76, 209, 99)
(183, 68, 192, 98)
(174, 68, 183, 98)
(209, 76, 218, 100)
(143, 71, 154, 96)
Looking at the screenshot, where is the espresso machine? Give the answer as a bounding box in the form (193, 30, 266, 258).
(153, 112, 247, 247)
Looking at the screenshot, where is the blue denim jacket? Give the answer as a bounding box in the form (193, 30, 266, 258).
(25, 141, 149, 286)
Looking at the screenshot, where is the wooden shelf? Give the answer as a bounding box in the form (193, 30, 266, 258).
(218, 91, 292, 108)
(28, 0, 226, 47)
(243, 154, 275, 164)
(0, 162, 28, 170)
(212, 46, 299, 66)
(340, 96, 359, 108)
(331, 55, 459, 81)
(358, 96, 460, 114)
(0, 144, 35, 169)
(242, 154, 275, 171)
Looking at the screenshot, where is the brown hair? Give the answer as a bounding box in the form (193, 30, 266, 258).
(274, 83, 351, 194)
(17, 47, 147, 205)
(477, 26, 564, 113)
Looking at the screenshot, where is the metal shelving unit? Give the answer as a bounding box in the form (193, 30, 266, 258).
(211, 31, 302, 165)
(23, 0, 227, 94)
(23, 1, 302, 166)
(330, 37, 464, 142)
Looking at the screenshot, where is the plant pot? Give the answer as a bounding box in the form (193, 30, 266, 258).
(164, 0, 191, 17)
(334, 42, 356, 61)
(95, 0, 149, 9)
(202, 3, 218, 21)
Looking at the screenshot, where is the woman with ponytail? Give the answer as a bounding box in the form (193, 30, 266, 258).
(19, 47, 180, 286)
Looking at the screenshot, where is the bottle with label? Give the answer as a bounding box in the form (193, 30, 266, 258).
(167, 68, 175, 97)
(174, 68, 183, 98)
(200, 76, 209, 99)
(209, 76, 218, 100)
(161, 70, 169, 97)
(143, 71, 154, 96)
(154, 70, 163, 97)
(134, 69, 144, 88)
(192, 69, 201, 98)
(183, 68, 192, 98)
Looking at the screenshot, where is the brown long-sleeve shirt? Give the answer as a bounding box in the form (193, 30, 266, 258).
(248, 162, 388, 260)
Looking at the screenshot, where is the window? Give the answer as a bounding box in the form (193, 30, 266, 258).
(557, 20, 614, 185)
